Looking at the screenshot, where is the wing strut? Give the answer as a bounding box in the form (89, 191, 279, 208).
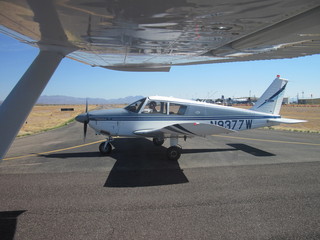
(0, 50, 64, 161)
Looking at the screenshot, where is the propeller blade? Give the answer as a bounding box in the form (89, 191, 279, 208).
(83, 121, 87, 141)
(83, 98, 89, 141)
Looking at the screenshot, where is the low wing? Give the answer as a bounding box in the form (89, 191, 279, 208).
(268, 118, 307, 124)
(134, 123, 235, 138)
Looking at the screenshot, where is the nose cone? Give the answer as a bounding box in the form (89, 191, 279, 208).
(75, 113, 88, 123)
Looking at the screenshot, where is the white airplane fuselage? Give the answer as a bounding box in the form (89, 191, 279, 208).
(85, 99, 278, 138)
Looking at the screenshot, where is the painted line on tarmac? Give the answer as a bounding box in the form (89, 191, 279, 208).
(213, 135, 320, 146)
(4, 135, 319, 161)
(3, 140, 105, 161)
(0, 163, 43, 168)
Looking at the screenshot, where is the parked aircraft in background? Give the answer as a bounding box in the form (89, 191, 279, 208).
(1, 0, 319, 160)
(76, 76, 306, 160)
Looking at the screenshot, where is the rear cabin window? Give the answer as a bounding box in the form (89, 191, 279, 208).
(169, 103, 187, 115)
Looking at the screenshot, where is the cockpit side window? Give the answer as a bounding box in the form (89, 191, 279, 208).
(125, 98, 146, 113)
(142, 100, 167, 114)
(169, 103, 187, 115)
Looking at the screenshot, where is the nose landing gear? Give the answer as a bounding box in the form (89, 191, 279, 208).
(99, 136, 113, 155)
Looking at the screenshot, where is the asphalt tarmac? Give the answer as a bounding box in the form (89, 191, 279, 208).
(1, 122, 320, 239)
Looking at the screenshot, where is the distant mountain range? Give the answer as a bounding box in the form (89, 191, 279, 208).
(36, 95, 144, 105)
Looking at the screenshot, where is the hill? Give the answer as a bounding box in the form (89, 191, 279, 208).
(36, 95, 144, 105)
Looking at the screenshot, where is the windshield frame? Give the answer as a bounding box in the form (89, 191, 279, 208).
(124, 98, 146, 113)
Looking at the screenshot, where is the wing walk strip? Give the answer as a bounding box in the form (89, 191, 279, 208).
(164, 124, 196, 136)
(174, 124, 195, 135)
(164, 126, 186, 135)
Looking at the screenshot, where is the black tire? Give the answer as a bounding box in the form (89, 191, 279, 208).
(153, 138, 164, 146)
(99, 142, 112, 155)
(166, 146, 181, 161)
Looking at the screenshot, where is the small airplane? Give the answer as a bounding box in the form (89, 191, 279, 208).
(76, 76, 306, 160)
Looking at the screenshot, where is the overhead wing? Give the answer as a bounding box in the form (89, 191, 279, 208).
(1, 0, 320, 71)
(0, 0, 319, 160)
(268, 118, 307, 124)
(134, 123, 235, 138)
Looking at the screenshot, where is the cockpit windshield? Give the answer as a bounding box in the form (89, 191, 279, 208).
(124, 98, 146, 113)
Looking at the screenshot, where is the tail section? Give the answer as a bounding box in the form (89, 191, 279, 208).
(250, 76, 288, 115)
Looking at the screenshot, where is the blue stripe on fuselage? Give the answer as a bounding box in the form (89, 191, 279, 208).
(89, 115, 280, 122)
(256, 83, 287, 109)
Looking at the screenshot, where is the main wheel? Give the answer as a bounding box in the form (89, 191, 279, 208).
(166, 146, 181, 161)
(99, 142, 112, 155)
(153, 138, 164, 146)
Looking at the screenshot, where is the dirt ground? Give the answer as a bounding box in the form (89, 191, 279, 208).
(270, 105, 320, 132)
(18, 104, 320, 136)
(18, 104, 123, 136)
(236, 105, 320, 132)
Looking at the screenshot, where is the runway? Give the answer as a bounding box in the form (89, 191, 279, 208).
(1, 122, 320, 239)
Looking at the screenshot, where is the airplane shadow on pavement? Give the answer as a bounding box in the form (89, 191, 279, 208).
(41, 138, 190, 187)
(41, 139, 275, 187)
(104, 140, 275, 187)
(104, 138, 189, 188)
(227, 143, 276, 157)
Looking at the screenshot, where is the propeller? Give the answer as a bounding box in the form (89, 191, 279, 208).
(75, 99, 89, 142)
(83, 98, 89, 141)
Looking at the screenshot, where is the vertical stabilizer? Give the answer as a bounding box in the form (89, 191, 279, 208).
(250, 76, 288, 115)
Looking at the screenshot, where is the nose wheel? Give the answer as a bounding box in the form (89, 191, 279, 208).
(99, 137, 113, 155)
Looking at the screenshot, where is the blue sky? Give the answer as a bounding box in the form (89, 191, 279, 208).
(1, 33, 319, 101)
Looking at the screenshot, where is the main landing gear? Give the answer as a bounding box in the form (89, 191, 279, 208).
(166, 137, 182, 161)
(98, 136, 183, 161)
(166, 146, 182, 161)
(153, 137, 182, 161)
(152, 137, 164, 146)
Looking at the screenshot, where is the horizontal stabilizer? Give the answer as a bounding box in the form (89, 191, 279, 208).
(134, 123, 236, 138)
(268, 118, 307, 124)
